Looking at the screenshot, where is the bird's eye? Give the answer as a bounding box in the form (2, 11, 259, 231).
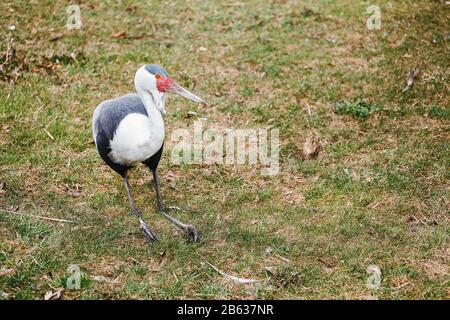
(155, 74, 161, 80)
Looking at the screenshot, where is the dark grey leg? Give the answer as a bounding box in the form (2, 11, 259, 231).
(152, 170, 199, 242)
(123, 175, 158, 242)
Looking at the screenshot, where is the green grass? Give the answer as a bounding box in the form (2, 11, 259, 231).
(0, 0, 449, 300)
(428, 105, 449, 120)
(335, 100, 378, 119)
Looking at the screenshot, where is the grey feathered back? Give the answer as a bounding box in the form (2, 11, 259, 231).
(94, 94, 147, 141)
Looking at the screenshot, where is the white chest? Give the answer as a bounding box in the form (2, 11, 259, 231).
(109, 113, 164, 165)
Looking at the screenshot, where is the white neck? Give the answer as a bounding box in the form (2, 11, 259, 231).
(136, 88, 164, 129)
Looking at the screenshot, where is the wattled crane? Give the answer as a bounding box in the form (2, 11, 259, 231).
(92, 64, 207, 242)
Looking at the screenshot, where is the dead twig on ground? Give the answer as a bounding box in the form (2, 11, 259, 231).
(204, 261, 259, 284)
(0, 208, 75, 223)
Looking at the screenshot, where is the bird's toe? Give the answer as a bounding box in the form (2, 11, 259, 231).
(184, 224, 200, 243)
(139, 220, 158, 242)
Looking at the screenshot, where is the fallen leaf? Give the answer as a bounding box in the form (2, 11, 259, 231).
(274, 253, 292, 264)
(158, 251, 168, 269)
(112, 31, 126, 39)
(423, 260, 448, 279)
(0, 268, 15, 276)
(0, 182, 5, 197)
(127, 257, 140, 264)
(360, 294, 379, 300)
(126, 5, 137, 12)
(49, 34, 63, 42)
(1, 125, 11, 133)
(302, 138, 321, 160)
(264, 265, 301, 287)
(91, 275, 120, 284)
(186, 111, 199, 118)
(367, 264, 381, 275)
(407, 67, 418, 86)
(44, 288, 64, 300)
(317, 257, 337, 268)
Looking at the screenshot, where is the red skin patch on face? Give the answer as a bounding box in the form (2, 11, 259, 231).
(156, 77, 174, 92)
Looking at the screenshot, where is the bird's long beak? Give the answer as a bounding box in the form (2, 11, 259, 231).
(167, 81, 208, 105)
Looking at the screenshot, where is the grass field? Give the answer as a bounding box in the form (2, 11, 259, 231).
(0, 0, 448, 299)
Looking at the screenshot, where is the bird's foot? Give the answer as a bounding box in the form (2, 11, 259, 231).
(139, 218, 158, 242)
(157, 207, 199, 242)
(183, 224, 200, 242)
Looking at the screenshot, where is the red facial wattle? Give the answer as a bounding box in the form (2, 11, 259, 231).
(156, 77, 174, 92)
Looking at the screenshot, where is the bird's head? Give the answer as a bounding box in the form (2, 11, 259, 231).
(135, 64, 207, 114)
